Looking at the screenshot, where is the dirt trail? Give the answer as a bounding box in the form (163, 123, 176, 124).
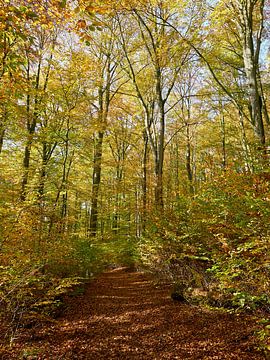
(5, 268, 264, 359)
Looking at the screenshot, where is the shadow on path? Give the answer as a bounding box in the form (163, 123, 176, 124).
(8, 268, 264, 359)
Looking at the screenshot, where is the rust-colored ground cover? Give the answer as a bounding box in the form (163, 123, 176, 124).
(1, 268, 264, 359)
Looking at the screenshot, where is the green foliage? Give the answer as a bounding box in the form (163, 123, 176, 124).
(139, 171, 270, 315)
(21, 346, 41, 359)
(230, 292, 270, 311)
(197, 172, 270, 310)
(0, 0, 269, 355)
(78, 235, 142, 269)
(110, 236, 141, 267)
(256, 318, 270, 358)
(69, 237, 108, 276)
(0, 260, 89, 346)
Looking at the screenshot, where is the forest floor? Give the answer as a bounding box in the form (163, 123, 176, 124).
(0, 267, 266, 359)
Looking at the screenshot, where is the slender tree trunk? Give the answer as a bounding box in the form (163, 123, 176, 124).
(154, 149, 164, 208)
(186, 124, 193, 194)
(48, 116, 73, 234)
(220, 105, 226, 170)
(21, 138, 32, 201)
(38, 140, 57, 202)
(21, 88, 32, 201)
(0, 126, 4, 154)
(89, 130, 104, 236)
(60, 121, 73, 229)
(112, 161, 123, 235)
(184, 94, 193, 193)
(38, 143, 48, 201)
(155, 69, 165, 208)
(258, 71, 270, 126)
(0, 109, 7, 155)
(174, 141, 180, 201)
(89, 44, 113, 236)
(21, 54, 42, 200)
(142, 131, 148, 233)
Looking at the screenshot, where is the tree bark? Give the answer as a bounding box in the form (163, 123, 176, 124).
(142, 131, 148, 233)
(89, 130, 104, 236)
(0, 125, 4, 154)
(186, 124, 193, 193)
(155, 68, 165, 208)
(0, 108, 7, 155)
(235, 0, 266, 145)
(21, 50, 42, 200)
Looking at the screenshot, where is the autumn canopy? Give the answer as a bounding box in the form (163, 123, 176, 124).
(0, 0, 269, 355)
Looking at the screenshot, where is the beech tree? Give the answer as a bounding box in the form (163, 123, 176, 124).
(20, 29, 57, 201)
(0, 2, 31, 156)
(229, 0, 269, 146)
(79, 18, 127, 236)
(0, 1, 270, 346)
(117, 3, 193, 208)
(159, 0, 269, 163)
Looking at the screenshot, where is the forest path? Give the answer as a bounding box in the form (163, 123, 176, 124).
(11, 268, 263, 359)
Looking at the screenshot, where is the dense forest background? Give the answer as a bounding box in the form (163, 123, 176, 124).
(0, 0, 270, 352)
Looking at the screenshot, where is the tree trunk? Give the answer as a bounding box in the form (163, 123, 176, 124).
(237, 0, 266, 146)
(89, 130, 104, 236)
(21, 138, 32, 201)
(21, 54, 42, 201)
(155, 68, 165, 208)
(0, 126, 4, 154)
(38, 143, 49, 201)
(220, 105, 226, 170)
(142, 131, 148, 233)
(186, 124, 193, 194)
(243, 45, 265, 145)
